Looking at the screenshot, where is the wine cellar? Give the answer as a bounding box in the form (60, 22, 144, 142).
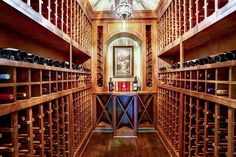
(0, 0, 235, 157)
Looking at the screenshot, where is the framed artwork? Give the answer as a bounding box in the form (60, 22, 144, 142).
(113, 46, 134, 78)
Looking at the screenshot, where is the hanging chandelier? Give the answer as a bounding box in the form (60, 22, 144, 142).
(115, 0, 133, 20)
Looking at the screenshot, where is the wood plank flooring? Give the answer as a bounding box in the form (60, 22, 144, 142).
(80, 132, 171, 157)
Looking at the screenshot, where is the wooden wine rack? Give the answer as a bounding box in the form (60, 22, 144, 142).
(157, 0, 236, 52)
(157, 88, 181, 154)
(157, 61, 236, 157)
(72, 88, 92, 156)
(0, 60, 92, 157)
(146, 25, 153, 87)
(1, 0, 92, 53)
(97, 26, 104, 87)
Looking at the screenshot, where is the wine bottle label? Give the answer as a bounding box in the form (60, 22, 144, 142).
(216, 90, 228, 96)
(0, 74, 10, 80)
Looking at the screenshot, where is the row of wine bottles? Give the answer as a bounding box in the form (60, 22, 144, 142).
(159, 50, 236, 71)
(0, 48, 90, 72)
(164, 81, 228, 95)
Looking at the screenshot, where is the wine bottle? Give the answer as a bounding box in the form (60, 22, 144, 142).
(159, 67, 166, 72)
(188, 60, 195, 67)
(224, 51, 235, 61)
(77, 64, 83, 71)
(206, 56, 215, 64)
(38, 57, 49, 65)
(42, 88, 48, 94)
(17, 92, 27, 100)
(186, 73, 190, 79)
(198, 58, 205, 65)
(186, 84, 190, 89)
(59, 61, 69, 68)
(72, 63, 77, 70)
(0, 94, 14, 103)
(199, 72, 205, 79)
(214, 54, 225, 62)
(216, 90, 228, 96)
(184, 61, 190, 67)
(207, 88, 215, 94)
(194, 59, 200, 66)
(207, 73, 215, 80)
(43, 73, 50, 79)
(133, 76, 138, 91)
(0, 48, 11, 59)
(0, 74, 10, 80)
(47, 59, 53, 66)
(97, 75, 103, 87)
(10, 50, 28, 61)
(198, 85, 204, 92)
(108, 78, 114, 91)
(147, 79, 152, 87)
(27, 54, 40, 64)
(52, 60, 60, 67)
(137, 78, 141, 91)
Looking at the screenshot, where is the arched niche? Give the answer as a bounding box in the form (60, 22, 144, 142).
(106, 32, 143, 85)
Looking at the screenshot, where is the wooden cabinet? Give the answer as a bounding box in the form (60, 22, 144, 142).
(94, 92, 157, 136)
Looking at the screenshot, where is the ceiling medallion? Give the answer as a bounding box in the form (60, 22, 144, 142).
(115, 0, 133, 20)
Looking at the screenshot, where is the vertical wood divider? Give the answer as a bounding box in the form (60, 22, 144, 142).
(12, 112, 19, 157)
(28, 108, 33, 156)
(179, 91, 184, 157)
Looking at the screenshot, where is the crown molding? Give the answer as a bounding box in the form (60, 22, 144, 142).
(91, 10, 157, 20)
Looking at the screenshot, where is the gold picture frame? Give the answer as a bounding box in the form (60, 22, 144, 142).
(113, 46, 134, 78)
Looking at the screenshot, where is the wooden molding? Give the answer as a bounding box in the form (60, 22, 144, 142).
(91, 10, 157, 20)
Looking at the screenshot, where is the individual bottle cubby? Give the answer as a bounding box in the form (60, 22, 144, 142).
(16, 85, 29, 100)
(0, 86, 15, 104)
(217, 67, 229, 81)
(0, 66, 14, 84)
(217, 84, 229, 97)
(198, 82, 205, 92)
(191, 82, 197, 91)
(207, 69, 216, 80)
(31, 69, 41, 82)
(51, 71, 57, 81)
(63, 72, 68, 80)
(63, 82, 68, 90)
(16, 68, 29, 83)
(206, 83, 215, 95)
(51, 83, 57, 93)
(31, 85, 41, 97)
(198, 70, 205, 80)
(191, 70, 197, 80)
(58, 83, 63, 91)
(42, 70, 50, 82)
(42, 84, 50, 95)
(57, 71, 63, 81)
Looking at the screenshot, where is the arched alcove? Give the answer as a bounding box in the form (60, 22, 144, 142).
(106, 32, 143, 84)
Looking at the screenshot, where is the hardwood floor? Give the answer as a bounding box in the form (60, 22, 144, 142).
(80, 132, 171, 157)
